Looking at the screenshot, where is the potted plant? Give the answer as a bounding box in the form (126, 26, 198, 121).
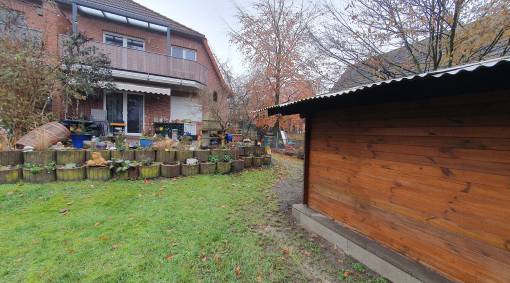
(22, 162, 56, 183)
(139, 159, 161, 179)
(194, 149, 210, 163)
(200, 155, 217, 175)
(86, 152, 110, 181)
(56, 149, 86, 165)
(69, 123, 93, 149)
(181, 158, 199, 176)
(216, 154, 232, 174)
(140, 131, 154, 149)
(0, 165, 22, 184)
(161, 161, 181, 178)
(56, 163, 86, 181)
(110, 159, 139, 180)
(111, 133, 134, 160)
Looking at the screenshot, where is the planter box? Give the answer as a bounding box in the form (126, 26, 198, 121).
(254, 146, 265, 157)
(156, 150, 176, 163)
(181, 164, 199, 176)
(231, 160, 244, 173)
(216, 162, 232, 174)
(135, 150, 156, 162)
(56, 150, 86, 165)
(200, 162, 216, 174)
(243, 146, 255, 156)
(0, 167, 22, 184)
(86, 150, 111, 161)
(253, 156, 263, 167)
(115, 166, 140, 181)
(86, 166, 111, 181)
(237, 146, 245, 157)
(139, 163, 161, 179)
(111, 150, 134, 161)
(56, 166, 86, 181)
(161, 162, 180, 178)
(22, 169, 55, 183)
(211, 149, 229, 161)
(262, 155, 272, 166)
(0, 151, 23, 166)
(24, 151, 55, 165)
(194, 150, 210, 163)
(176, 150, 193, 163)
(242, 156, 253, 168)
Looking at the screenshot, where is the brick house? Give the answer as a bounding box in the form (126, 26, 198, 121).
(0, 0, 230, 140)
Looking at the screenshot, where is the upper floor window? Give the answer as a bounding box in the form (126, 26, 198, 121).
(171, 46, 197, 61)
(104, 32, 144, 51)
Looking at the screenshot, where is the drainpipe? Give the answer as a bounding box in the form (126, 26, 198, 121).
(166, 26, 171, 56)
(72, 1, 78, 34)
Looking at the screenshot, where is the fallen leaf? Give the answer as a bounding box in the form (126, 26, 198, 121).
(343, 271, 351, 278)
(165, 254, 174, 260)
(111, 244, 120, 250)
(59, 208, 69, 215)
(214, 255, 221, 263)
(94, 222, 101, 227)
(235, 266, 241, 277)
(66, 201, 73, 205)
(99, 235, 109, 241)
(202, 256, 207, 262)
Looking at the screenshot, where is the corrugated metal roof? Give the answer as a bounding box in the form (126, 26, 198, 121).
(264, 56, 510, 114)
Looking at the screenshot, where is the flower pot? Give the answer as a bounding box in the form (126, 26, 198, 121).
(115, 166, 139, 181)
(242, 156, 253, 168)
(200, 162, 216, 174)
(86, 166, 111, 181)
(216, 161, 231, 174)
(231, 160, 244, 173)
(70, 134, 93, 149)
(111, 150, 134, 161)
(194, 150, 210, 163)
(86, 150, 111, 161)
(56, 150, 86, 165)
(139, 163, 161, 179)
(262, 155, 272, 166)
(24, 151, 55, 165)
(56, 166, 86, 181)
(156, 150, 176, 163)
(140, 138, 153, 149)
(254, 146, 265, 157)
(0, 167, 21, 184)
(161, 162, 180, 178)
(253, 156, 263, 168)
(176, 150, 193, 163)
(135, 150, 156, 162)
(0, 151, 23, 166)
(181, 163, 199, 176)
(22, 168, 55, 183)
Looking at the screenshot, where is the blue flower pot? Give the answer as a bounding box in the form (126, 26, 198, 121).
(70, 134, 92, 149)
(140, 138, 153, 149)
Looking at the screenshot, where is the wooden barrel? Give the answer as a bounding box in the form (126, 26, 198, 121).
(24, 151, 55, 165)
(161, 162, 180, 178)
(135, 150, 156, 162)
(56, 150, 86, 165)
(139, 163, 161, 179)
(181, 164, 199, 176)
(0, 167, 22, 184)
(176, 150, 193, 163)
(156, 150, 176, 163)
(194, 150, 210, 163)
(23, 169, 55, 183)
(56, 166, 86, 181)
(0, 151, 23, 166)
(86, 166, 111, 181)
(17, 122, 70, 150)
(216, 162, 232, 174)
(200, 162, 216, 174)
(111, 150, 134, 161)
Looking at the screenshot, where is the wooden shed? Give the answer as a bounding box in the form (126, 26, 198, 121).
(267, 57, 510, 283)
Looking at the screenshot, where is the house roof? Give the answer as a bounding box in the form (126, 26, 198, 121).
(56, 0, 204, 38)
(266, 56, 510, 116)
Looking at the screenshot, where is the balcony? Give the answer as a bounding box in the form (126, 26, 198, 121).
(59, 35, 208, 85)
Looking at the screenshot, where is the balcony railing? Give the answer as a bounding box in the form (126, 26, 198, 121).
(59, 35, 208, 85)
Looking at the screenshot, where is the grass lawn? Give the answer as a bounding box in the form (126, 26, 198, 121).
(0, 166, 386, 282)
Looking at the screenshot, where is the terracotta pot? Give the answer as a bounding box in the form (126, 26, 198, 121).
(135, 150, 156, 162)
(0, 151, 23, 166)
(242, 156, 253, 168)
(216, 161, 232, 174)
(139, 163, 161, 179)
(23, 151, 55, 165)
(86, 150, 111, 161)
(194, 150, 211, 163)
(22, 168, 55, 183)
(56, 150, 86, 165)
(176, 150, 193, 163)
(86, 166, 111, 181)
(0, 167, 21, 184)
(56, 166, 86, 181)
(200, 162, 216, 174)
(156, 150, 176, 163)
(111, 150, 134, 161)
(161, 162, 180, 178)
(181, 164, 199, 176)
(253, 156, 263, 167)
(231, 160, 244, 173)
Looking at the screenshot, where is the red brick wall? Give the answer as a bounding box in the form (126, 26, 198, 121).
(144, 94, 170, 134)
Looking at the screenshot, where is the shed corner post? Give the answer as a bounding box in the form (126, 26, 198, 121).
(303, 114, 312, 205)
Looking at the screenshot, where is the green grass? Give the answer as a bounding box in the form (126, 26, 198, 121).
(0, 170, 299, 282)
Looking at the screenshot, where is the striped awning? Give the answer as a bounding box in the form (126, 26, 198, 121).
(114, 82, 171, 96)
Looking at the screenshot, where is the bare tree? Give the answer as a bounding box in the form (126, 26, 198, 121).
(312, 0, 510, 88)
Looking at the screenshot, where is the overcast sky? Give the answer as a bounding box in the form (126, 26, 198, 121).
(133, 0, 246, 74)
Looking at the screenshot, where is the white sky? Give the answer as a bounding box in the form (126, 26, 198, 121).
(133, 0, 246, 74)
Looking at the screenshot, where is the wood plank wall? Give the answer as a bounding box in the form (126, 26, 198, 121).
(307, 91, 510, 282)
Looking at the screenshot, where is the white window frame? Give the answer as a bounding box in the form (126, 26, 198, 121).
(170, 45, 197, 61)
(103, 32, 145, 51)
(103, 92, 146, 136)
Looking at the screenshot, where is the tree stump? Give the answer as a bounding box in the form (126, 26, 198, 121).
(216, 161, 232, 174)
(181, 164, 199, 176)
(176, 150, 193, 163)
(139, 163, 161, 179)
(86, 150, 111, 161)
(200, 162, 216, 174)
(161, 162, 180, 178)
(242, 156, 253, 168)
(156, 150, 176, 163)
(231, 160, 244, 173)
(23, 169, 55, 183)
(24, 151, 55, 165)
(56, 150, 86, 165)
(135, 150, 156, 162)
(111, 150, 134, 161)
(0, 167, 21, 184)
(194, 150, 210, 163)
(86, 166, 111, 181)
(0, 151, 23, 166)
(56, 166, 86, 181)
